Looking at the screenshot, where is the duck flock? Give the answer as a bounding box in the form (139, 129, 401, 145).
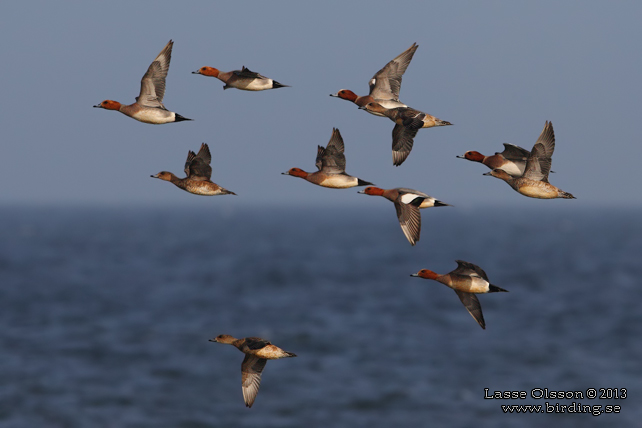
(94, 40, 576, 408)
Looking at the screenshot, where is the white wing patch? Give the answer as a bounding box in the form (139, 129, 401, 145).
(400, 193, 422, 204)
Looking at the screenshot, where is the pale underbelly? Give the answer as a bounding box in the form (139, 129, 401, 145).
(519, 184, 558, 199)
(317, 176, 358, 188)
(131, 109, 174, 124)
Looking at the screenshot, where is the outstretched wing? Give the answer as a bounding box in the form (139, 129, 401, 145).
(392, 123, 420, 166)
(394, 200, 421, 245)
(369, 43, 418, 101)
(137, 40, 172, 108)
(185, 143, 212, 180)
(241, 355, 267, 408)
(534, 121, 555, 159)
(316, 128, 347, 173)
(455, 290, 486, 329)
(522, 143, 551, 182)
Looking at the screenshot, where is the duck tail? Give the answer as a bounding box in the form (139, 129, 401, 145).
(285, 351, 297, 358)
(433, 199, 451, 207)
(272, 80, 290, 89)
(489, 284, 508, 293)
(560, 191, 576, 199)
(174, 113, 193, 122)
(357, 178, 374, 186)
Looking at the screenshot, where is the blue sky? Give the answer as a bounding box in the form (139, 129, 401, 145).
(1, 1, 641, 210)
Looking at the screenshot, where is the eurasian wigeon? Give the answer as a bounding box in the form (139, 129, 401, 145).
(193, 66, 289, 91)
(483, 121, 575, 199)
(151, 143, 236, 196)
(358, 187, 450, 246)
(210, 334, 297, 408)
(282, 128, 373, 188)
(360, 102, 452, 166)
(330, 43, 418, 116)
(457, 143, 557, 177)
(457, 144, 531, 177)
(411, 260, 508, 329)
(94, 40, 192, 124)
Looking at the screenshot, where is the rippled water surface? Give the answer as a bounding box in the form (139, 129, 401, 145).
(0, 206, 640, 427)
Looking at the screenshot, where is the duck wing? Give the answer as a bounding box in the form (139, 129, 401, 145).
(394, 199, 422, 246)
(534, 121, 555, 159)
(523, 143, 551, 182)
(184, 143, 212, 180)
(137, 40, 172, 108)
(369, 43, 418, 101)
(455, 290, 486, 329)
(391, 123, 420, 166)
(234, 66, 265, 79)
(452, 260, 489, 281)
(316, 128, 346, 173)
(499, 143, 530, 161)
(241, 355, 267, 408)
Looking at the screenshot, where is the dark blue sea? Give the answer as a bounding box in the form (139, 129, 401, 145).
(1, 205, 640, 427)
